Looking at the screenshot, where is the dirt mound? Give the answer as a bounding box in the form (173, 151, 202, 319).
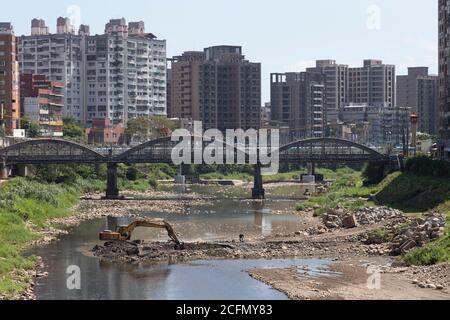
(92, 240, 240, 263)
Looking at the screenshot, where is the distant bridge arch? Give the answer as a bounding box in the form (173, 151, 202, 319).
(0, 139, 106, 165)
(113, 135, 253, 164)
(277, 138, 387, 163)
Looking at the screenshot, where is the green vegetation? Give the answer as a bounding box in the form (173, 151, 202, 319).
(62, 117, 85, 141)
(126, 116, 176, 143)
(405, 156, 450, 179)
(0, 162, 175, 297)
(0, 178, 79, 297)
(20, 117, 41, 138)
(295, 167, 378, 216)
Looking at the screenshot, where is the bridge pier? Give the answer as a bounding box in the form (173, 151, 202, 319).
(252, 163, 265, 200)
(105, 163, 120, 200)
(308, 162, 316, 176)
(17, 165, 28, 177)
(10, 164, 28, 177)
(0, 163, 8, 179)
(177, 164, 199, 184)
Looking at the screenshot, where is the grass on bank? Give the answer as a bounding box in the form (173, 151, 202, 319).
(0, 178, 80, 297)
(295, 167, 379, 216)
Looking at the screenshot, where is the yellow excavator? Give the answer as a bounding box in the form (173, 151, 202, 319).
(99, 218, 184, 249)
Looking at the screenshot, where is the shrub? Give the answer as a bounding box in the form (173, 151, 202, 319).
(148, 178, 158, 190)
(362, 162, 386, 184)
(405, 156, 450, 179)
(403, 245, 450, 266)
(125, 166, 140, 181)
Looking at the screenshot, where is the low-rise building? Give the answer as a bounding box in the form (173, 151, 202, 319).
(20, 74, 64, 137)
(327, 104, 410, 147)
(85, 117, 126, 145)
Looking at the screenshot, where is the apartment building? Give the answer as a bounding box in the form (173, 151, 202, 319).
(397, 67, 439, 134)
(307, 60, 349, 112)
(169, 46, 261, 131)
(17, 18, 167, 127)
(18, 18, 84, 121)
(0, 22, 20, 135)
(84, 19, 166, 126)
(270, 72, 326, 139)
(348, 60, 396, 108)
(20, 74, 64, 137)
(439, 0, 450, 159)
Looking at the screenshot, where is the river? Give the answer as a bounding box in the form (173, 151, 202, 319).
(30, 184, 334, 300)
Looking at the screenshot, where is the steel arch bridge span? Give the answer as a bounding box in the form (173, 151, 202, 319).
(0, 139, 106, 165)
(277, 138, 387, 163)
(113, 135, 255, 164)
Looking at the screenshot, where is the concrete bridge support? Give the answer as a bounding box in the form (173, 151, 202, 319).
(105, 163, 120, 200)
(307, 162, 316, 176)
(179, 164, 199, 183)
(17, 165, 28, 177)
(0, 163, 8, 179)
(10, 164, 28, 177)
(252, 163, 265, 200)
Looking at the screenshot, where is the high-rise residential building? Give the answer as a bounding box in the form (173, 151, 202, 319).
(18, 18, 167, 127)
(307, 60, 349, 112)
(397, 67, 439, 134)
(20, 74, 64, 137)
(439, 0, 450, 159)
(169, 46, 261, 131)
(348, 60, 396, 108)
(18, 18, 84, 122)
(270, 72, 326, 139)
(84, 19, 166, 126)
(0, 22, 20, 135)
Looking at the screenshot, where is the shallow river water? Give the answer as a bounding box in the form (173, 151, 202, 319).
(31, 184, 333, 300)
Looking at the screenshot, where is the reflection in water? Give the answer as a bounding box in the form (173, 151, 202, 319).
(253, 202, 273, 237)
(31, 185, 319, 300)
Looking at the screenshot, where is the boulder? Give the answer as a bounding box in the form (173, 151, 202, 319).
(342, 215, 357, 229)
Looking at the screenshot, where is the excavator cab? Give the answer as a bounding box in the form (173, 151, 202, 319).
(99, 218, 184, 249)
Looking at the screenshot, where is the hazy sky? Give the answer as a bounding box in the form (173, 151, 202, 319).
(1, 0, 438, 102)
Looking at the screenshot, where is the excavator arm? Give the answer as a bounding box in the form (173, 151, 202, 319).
(100, 218, 182, 248)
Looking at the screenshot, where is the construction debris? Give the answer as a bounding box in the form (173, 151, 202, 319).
(356, 207, 404, 225)
(390, 213, 446, 255)
(322, 207, 357, 229)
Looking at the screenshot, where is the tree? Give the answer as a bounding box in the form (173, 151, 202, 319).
(126, 116, 176, 143)
(63, 117, 85, 141)
(20, 117, 41, 138)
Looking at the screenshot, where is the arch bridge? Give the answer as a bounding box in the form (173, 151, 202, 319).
(0, 137, 390, 199)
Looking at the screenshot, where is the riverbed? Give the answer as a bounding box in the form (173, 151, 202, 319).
(30, 184, 337, 300)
